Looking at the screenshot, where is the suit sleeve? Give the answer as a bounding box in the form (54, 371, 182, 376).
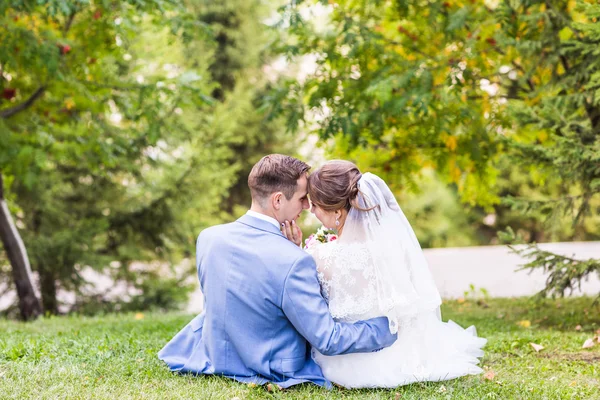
(281, 253, 397, 356)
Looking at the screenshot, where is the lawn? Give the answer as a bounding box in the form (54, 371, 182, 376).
(0, 297, 599, 399)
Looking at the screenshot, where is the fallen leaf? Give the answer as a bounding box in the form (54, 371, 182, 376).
(582, 338, 595, 349)
(575, 325, 582, 331)
(517, 320, 531, 328)
(395, 393, 401, 400)
(247, 383, 257, 388)
(134, 313, 144, 320)
(483, 370, 496, 380)
(457, 297, 466, 304)
(529, 343, 544, 352)
(569, 380, 577, 387)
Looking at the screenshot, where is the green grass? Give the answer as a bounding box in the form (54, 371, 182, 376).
(1, 297, 599, 399)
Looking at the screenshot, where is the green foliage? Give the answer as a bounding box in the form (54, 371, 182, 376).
(495, 0, 600, 298)
(0, 297, 599, 398)
(192, 0, 300, 215)
(0, 0, 261, 313)
(271, 0, 507, 207)
(272, 0, 600, 295)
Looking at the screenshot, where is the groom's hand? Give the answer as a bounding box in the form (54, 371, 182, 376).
(282, 220, 302, 247)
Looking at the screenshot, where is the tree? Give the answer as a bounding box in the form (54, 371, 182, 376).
(193, 0, 298, 216)
(0, 0, 236, 316)
(271, 0, 504, 207)
(498, 0, 600, 298)
(0, 174, 41, 320)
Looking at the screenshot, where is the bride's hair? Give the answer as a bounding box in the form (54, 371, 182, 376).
(308, 160, 376, 212)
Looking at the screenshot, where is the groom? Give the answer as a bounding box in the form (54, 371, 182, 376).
(158, 154, 397, 388)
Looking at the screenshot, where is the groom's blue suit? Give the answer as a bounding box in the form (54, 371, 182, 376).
(158, 214, 397, 388)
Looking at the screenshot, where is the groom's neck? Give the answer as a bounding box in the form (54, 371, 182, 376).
(249, 202, 279, 222)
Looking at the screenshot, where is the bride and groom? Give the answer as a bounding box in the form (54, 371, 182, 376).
(158, 154, 486, 389)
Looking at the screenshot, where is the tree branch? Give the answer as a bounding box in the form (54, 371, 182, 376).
(559, 55, 570, 72)
(64, 12, 76, 36)
(0, 86, 46, 119)
(76, 79, 154, 91)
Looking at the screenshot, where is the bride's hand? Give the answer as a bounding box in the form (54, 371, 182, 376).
(282, 220, 302, 247)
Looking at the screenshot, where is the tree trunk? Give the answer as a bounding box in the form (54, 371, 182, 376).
(38, 263, 58, 315)
(0, 173, 42, 320)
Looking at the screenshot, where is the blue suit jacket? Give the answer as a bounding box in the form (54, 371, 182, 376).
(158, 214, 396, 388)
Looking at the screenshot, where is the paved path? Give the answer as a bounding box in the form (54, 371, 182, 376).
(425, 241, 600, 299)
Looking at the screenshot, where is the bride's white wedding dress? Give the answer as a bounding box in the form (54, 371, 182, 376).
(305, 173, 486, 388)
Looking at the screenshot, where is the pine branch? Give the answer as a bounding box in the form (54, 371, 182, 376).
(508, 242, 600, 299)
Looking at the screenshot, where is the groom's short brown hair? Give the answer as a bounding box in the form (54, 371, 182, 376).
(248, 154, 310, 205)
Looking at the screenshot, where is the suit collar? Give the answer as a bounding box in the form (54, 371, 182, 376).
(245, 210, 280, 229)
(237, 214, 284, 237)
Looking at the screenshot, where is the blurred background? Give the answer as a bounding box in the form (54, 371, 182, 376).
(1, 0, 599, 320)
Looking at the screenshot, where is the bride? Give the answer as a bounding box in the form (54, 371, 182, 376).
(303, 160, 486, 388)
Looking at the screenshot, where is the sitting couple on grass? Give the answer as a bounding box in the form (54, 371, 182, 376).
(159, 154, 486, 389)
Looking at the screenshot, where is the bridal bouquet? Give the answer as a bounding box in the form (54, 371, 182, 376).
(304, 226, 337, 249)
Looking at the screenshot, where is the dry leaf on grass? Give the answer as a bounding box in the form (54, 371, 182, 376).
(517, 320, 531, 328)
(483, 370, 496, 380)
(582, 338, 596, 349)
(134, 313, 144, 320)
(529, 342, 544, 352)
(394, 392, 401, 400)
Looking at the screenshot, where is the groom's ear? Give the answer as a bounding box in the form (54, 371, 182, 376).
(272, 192, 283, 209)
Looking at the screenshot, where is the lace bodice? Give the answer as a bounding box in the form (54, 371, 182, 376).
(307, 241, 383, 322)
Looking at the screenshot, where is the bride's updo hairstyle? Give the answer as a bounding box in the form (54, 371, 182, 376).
(308, 160, 376, 212)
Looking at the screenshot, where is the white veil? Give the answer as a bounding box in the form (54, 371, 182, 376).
(340, 172, 442, 333)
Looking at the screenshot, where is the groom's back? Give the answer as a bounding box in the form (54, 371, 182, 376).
(196, 216, 309, 377)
